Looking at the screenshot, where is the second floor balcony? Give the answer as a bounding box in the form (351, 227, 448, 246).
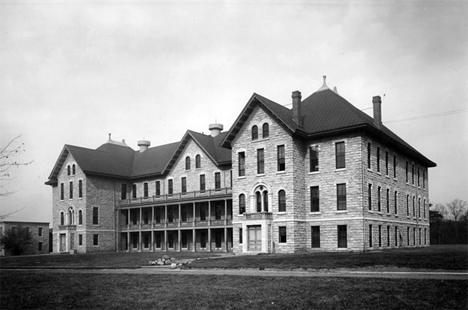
(242, 212, 273, 221)
(119, 187, 232, 206)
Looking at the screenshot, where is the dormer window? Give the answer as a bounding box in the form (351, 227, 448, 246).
(262, 123, 269, 138)
(67, 165, 70, 176)
(252, 125, 258, 140)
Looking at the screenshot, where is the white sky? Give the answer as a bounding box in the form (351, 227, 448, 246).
(1, 0, 467, 223)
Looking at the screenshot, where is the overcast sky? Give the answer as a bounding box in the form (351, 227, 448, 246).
(1, 0, 467, 223)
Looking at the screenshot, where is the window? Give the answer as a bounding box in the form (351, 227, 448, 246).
(395, 226, 398, 246)
(385, 151, 389, 175)
(376, 147, 380, 172)
(311, 226, 320, 248)
(262, 123, 269, 138)
(215, 172, 221, 189)
(185, 156, 191, 170)
(256, 192, 261, 212)
(393, 155, 397, 178)
(263, 191, 269, 212)
(417, 167, 420, 187)
(423, 199, 426, 218)
(386, 188, 390, 213)
(79, 234, 83, 246)
(60, 212, 64, 225)
(215, 203, 222, 220)
(38, 227, 43, 237)
(423, 169, 426, 189)
(200, 204, 207, 221)
(338, 225, 347, 248)
(407, 227, 410, 245)
(239, 194, 246, 214)
(195, 154, 201, 168)
(38, 242, 43, 252)
(368, 184, 372, 210)
(200, 174, 206, 191)
(181, 177, 187, 193)
(67, 165, 70, 176)
(69, 181, 73, 199)
(132, 184, 137, 199)
(310, 186, 319, 212)
(406, 194, 410, 216)
(239, 228, 243, 244)
(406, 161, 409, 183)
(168, 180, 173, 195)
(377, 186, 381, 212)
(143, 182, 148, 198)
(378, 225, 382, 247)
(412, 164, 415, 184)
(279, 226, 286, 243)
(252, 125, 258, 140)
(93, 234, 98, 246)
(93, 207, 98, 225)
(335, 141, 345, 169)
(413, 227, 416, 245)
(418, 198, 421, 218)
(120, 184, 127, 200)
(367, 143, 371, 169)
(412, 196, 415, 216)
(310, 146, 319, 172)
(78, 210, 83, 225)
(72, 164, 76, 175)
(181, 205, 187, 222)
(278, 190, 286, 212)
(369, 225, 373, 247)
(60, 183, 64, 200)
(336, 183, 347, 210)
(238, 152, 245, 177)
(387, 225, 391, 247)
(257, 148, 264, 174)
(277, 145, 285, 171)
(255, 187, 269, 212)
(394, 191, 398, 214)
(155, 181, 161, 197)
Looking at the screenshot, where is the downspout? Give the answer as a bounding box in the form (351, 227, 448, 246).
(362, 134, 367, 252)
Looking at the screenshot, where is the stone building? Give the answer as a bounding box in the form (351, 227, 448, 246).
(46, 77, 436, 253)
(0, 221, 50, 256)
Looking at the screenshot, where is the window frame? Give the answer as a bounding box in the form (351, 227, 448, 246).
(185, 156, 191, 170)
(200, 174, 206, 192)
(214, 172, 221, 190)
(262, 123, 269, 138)
(168, 179, 173, 195)
(238, 152, 245, 177)
(311, 226, 320, 248)
(277, 145, 285, 172)
(92, 207, 99, 225)
(181, 177, 187, 194)
(279, 226, 287, 243)
(336, 183, 347, 211)
(239, 194, 246, 214)
(335, 141, 346, 169)
(310, 146, 319, 172)
(251, 125, 258, 140)
(278, 190, 286, 212)
(195, 154, 201, 168)
(257, 148, 264, 174)
(69, 181, 73, 199)
(337, 225, 347, 248)
(310, 186, 319, 212)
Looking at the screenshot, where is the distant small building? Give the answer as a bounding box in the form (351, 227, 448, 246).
(0, 221, 50, 256)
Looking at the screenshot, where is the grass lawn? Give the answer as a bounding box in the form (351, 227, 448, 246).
(1, 245, 467, 270)
(1, 271, 467, 310)
(188, 245, 468, 270)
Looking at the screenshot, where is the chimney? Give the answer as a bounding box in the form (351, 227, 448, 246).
(209, 123, 223, 137)
(373, 96, 382, 128)
(137, 140, 150, 153)
(292, 90, 302, 127)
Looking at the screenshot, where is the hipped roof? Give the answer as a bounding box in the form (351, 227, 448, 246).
(222, 89, 436, 167)
(45, 131, 231, 186)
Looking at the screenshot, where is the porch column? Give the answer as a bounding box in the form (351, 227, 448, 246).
(164, 230, 167, 252)
(164, 205, 167, 228)
(192, 228, 196, 252)
(224, 199, 228, 225)
(208, 228, 211, 252)
(178, 229, 181, 252)
(127, 209, 130, 230)
(224, 227, 228, 252)
(139, 207, 142, 229)
(178, 204, 181, 227)
(151, 207, 154, 252)
(138, 230, 142, 252)
(127, 231, 130, 252)
(208, 201, 211, 226)
(192, 202, 196, 226)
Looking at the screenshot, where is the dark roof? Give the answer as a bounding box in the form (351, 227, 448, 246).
(46, 131, 231, 185)
(222, 89, 436, 167)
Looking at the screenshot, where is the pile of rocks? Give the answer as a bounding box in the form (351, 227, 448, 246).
(148, 255, 181, 268)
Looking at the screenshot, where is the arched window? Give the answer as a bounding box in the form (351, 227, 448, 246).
(252, 125, 258, 140)
(185, 156, 191, 170)
(67, 165, 70, 176)
(72, 164, 76, 175)
(255, 186, 269, 212)
(68, 207, 74, 225)
(195, 154, 201, 168)
(60, 212, 64, 225)
(278, 190, 286, 212)
(78, 210, 83, 225)
(239, 194, 246, 214)
(262, 123, 269, 138)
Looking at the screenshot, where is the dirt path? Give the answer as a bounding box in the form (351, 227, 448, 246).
(2, 267, 467, 280)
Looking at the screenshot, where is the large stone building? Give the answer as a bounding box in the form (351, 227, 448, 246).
(46, 77, 436, 254)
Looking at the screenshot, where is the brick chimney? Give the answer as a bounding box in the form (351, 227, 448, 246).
(137, 140, 150, 153)
(373, 96, 382, 128)
(292, 90, 302, 127)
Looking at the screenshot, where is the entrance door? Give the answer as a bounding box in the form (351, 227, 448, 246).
(59, 234, 66, 252)
(248, 226, 261, 251)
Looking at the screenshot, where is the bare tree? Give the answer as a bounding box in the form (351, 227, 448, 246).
(445, 199, 468, 221)
(0, 135, 32, 219)
(432, 203, 448, 219)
